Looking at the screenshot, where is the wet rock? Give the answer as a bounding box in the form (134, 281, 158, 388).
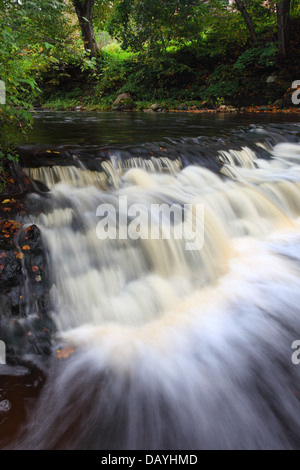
(0, 220, 22, 248)
(5, 313, 55, 358)
(112, 93, 135, 111)
(1, 162, 32, 197)
(0, 252, 23, 288)
(29, 179, 50, 194)
(19, 224, 43, 252)
(74, 106, 82, 112)
(0, 221, 55, 360)
(18, 225, 53, 313)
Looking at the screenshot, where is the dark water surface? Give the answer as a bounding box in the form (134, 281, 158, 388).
(25, 110, 300, 146)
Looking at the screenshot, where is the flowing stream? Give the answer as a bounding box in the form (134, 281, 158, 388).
(5, 112, 300, 449)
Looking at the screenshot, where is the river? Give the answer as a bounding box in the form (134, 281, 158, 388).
(2, 111, 300, 449)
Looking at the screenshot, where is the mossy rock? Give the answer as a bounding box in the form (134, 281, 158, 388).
(112, 93, 135, 111)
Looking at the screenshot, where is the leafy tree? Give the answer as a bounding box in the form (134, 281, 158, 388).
(107, 0, 210, 52)
(0, 0, 77, 186)
(93, 0, 115, 32)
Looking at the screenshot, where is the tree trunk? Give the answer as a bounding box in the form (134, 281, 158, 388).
(73, 0, 98, 58)
(277, 0, 291, 59)
(234, 0, 257, 43)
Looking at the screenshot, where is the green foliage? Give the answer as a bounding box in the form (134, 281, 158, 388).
(0, 1, 71, 150)
(0, 0, 299, 188)
(0, 106, 33, 192)
(234, 43, 278, 70)
(0, 0, 97, 177)
(107, 0, 207, 52)
(199, 65, 239, 103)
(95, 50, 197, 100)
(93, 0, 114, 32)
(0, 107, 32, 153)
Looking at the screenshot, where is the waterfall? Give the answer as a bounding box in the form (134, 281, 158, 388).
(10, 125, 300, 450)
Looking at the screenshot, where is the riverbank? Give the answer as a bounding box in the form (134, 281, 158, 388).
(39, 99, 300, 114)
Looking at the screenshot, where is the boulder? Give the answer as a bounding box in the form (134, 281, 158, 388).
(219, 105, 229, 112)
(112, 93, 135, 111)
(273, 98, 284, 108)
(150, 103, 160, 111)
(266, 75, 277, 84)
(227, 106, 238, 113)
(177, 104, 188, 111)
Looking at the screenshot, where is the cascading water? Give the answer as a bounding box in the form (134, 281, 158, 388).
(6, 117, 300, 450)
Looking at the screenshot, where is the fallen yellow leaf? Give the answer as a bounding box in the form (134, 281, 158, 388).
(57, 347, 75, 360)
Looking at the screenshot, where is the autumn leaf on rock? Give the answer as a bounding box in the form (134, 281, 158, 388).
(57, 347, 75, 360)
(15, 251, 24, 260)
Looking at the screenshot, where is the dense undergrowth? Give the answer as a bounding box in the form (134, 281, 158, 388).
(39, 29, 300, 112)
(34, 13, 300, 112)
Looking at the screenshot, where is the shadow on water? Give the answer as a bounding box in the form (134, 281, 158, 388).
(23, 110, 300, 146)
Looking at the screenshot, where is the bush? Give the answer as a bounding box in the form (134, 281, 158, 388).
(95, 51, 197, 101)
(200, 64, 239, 104)
(234, 43, 277, 71)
